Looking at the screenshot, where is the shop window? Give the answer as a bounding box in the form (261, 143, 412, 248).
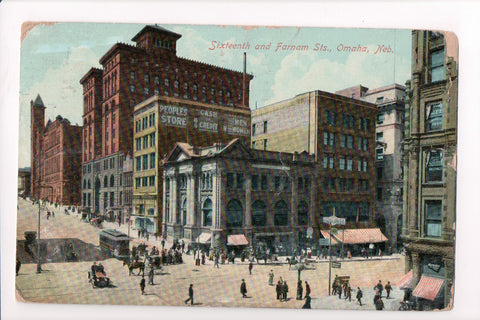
(425, 200, 442, 237)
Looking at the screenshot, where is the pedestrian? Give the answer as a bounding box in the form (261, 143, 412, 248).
(268, 270, 274, 286)
(16, 258, 21, 276)
(346, 283, 352, 301)
(240, 279, 248, 298)
(137, 229, 141, 238)
(301, 294, 311, 309)
(201, 252, 206, 265)
(148, 267, 154, 285)
(146, 231, 149, 241)
(332, 275, 338, 295)
(140, 276, 146, 295)
(375, 296, 385, 310)
(282, 281, 289, 301)
(181, 240, 185, 253)
(338, 281, 342, 299)
(161, 238, 165, 249)
(296, 280, 303, 300)
(248, 262, 253, 275)
(356, 287, 363, 306)
(385, 281, 392, 299)
(154, 232, 158, 241)
(305, 281, 311, 298)
(184, 284, 194, 305)
(214, 254, 220, 268)
(276, 280, 283, 300)
(374, 280, 384, 297)
(91, 262, 97, 281)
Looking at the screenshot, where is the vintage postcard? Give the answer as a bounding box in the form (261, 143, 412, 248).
(15, 22, 457, 312)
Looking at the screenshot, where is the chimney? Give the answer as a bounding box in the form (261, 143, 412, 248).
(242, 52, 246, 107)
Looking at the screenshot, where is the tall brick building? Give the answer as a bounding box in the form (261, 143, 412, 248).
(80, 25, 253, 228)
(30, 94, 82, 204)
(251, 91, 379, 249)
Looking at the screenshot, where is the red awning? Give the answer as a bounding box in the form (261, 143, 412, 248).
(320, 230, 340, 244)
(397, 270, 414, 289)
(323, 228, 388, 244)
(227, 234, 249, 246)
(413, 275, 445, 301)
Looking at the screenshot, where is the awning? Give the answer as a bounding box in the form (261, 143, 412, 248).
(227, 234, 249, 246)
(413, 275, 445, 301)
(195, 232, 211, 244)
(323, 228, 388, 244)
(397, 270, 414, 289)
(320, 230, 340, 244)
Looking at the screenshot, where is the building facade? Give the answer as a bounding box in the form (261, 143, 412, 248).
(337, 84, 406, 252)
(402, 30, 457, 310)
(251, 91, 378, 238)
(162, 139, 316, 254)
(30, 95, 82, 205)
(133, 94, 251, 235)
(18, 167, 31, 197)
(80, 25, 253, 227)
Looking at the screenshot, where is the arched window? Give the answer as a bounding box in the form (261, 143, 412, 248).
(274, 200, 289, 226)
(103, 176, 108, 188)
(88, 180, 91, 189)
(252, 200, 266, 226)
(203, 198, 212, 227)
(110, 174, 114, 187)
(226, 199, 243, 227)
(182, 198, 187, 226)
(298, 201, 309, 225)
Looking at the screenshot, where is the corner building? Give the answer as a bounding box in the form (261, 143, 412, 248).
(80, 25, 252, 229)
(30, 95, 82, 204)
(401, 30, 457, 310)
(251, 91, 378, 246)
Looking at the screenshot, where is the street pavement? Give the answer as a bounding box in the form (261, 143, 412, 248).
(15, 197, 406, 310)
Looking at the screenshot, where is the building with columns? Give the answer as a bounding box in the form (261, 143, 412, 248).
(162, 139, 316, 254)
(401, 30, 457, 310)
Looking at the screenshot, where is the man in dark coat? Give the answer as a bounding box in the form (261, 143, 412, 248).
(276, 281, 283, 300)
(240, 279, 247, 298)
(374, 280, 384, 297)
(302, 294, 311, 309)
(385, 281, 392, 299)
(185, 284, 194, 305)
(296, 280, 303, 300)
(140, 276, 146, 295)
(282, 281, 289, 301)
(16, 258, 21, 276)
(375, 296, 385, 310)
(305, 281, 311, 298)
(248, 262, 253, 275)
(356, 287, 363, 306)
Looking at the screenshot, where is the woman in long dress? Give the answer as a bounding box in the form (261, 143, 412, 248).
(268, 270, 274, 286)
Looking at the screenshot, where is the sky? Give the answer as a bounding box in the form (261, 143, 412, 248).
(18, 23, 411, 168)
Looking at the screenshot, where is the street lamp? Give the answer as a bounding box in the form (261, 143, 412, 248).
(322, 209, 345, 295)
(37, 185, 53, 273)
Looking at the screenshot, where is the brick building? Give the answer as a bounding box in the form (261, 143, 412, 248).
(30, 94, 82, 205)
(80, 25, 252, 228)
(251, 91, 379, 248)
(400, 30, 457, 310)
(162, 138, 316, 254)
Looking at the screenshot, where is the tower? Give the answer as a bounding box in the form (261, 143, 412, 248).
(30, 94, 45, 200)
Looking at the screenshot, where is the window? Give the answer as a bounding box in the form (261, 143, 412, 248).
(261, 175, 268, 190)
(426, 149, 444, 182)
(110, 192, 114, 207)
(226, 200, 243, 227)
(130, 85, 135, 93)
(377, 187, 383, 201)
(347, 135, 353, 149)
(339, 157, 346, 170)
(135, 156, 141, 171)
(329, 156, 334, 169)
(376, 148, 384, 161)
(325, 110, 336, 126)
(298, 177, 304, 191)
(149, 176, 155, 186)
(377, 166, 384, 180)
(298, 201, 309, 225)
(376, 132, 384, 141)
(203, 198, 212, 227)
(376, 96, 384, 104)
(263, 121, 268, 133)
(252, 175, 259, 190)
(264, 139, 268, 150)
(377, 112, 384, 124)
(150, 153, 155, 169)
(142, 154, 148, 170)
(103, 176, 108, 187)
(323, 132, 334, 147)
(347, 158, 353, 171)
(252, 201, 266, 227)
(429, 49, 445, 82)
(274, 200, 289, 226)
(425, 200, 442, 237)
(252, 123, 256, 136)
(236, 173, 244, 189)
(275, 176, 281, 191)
(110, 174, 114, 187)
(426, 102, 443, 132)
(340, 134, 346, 148)
(226, 173, 235, 189)
(104, 192, 108, 209)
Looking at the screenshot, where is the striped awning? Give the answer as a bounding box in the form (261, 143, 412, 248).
(320, 230, 340, 244)
(195, 232, 212, 244)
(397, 270, 414, 289)
(322, 228, 388, 244)
(413, 275, 445, 301)
(227, 234, 249, 246)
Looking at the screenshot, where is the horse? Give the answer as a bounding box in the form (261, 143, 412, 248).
(124, 260, 145, 276)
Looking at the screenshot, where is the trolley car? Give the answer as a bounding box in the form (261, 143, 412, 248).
(99, 229, 131, 260)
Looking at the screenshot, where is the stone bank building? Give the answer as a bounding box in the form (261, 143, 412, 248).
(162, 139, 315, 253)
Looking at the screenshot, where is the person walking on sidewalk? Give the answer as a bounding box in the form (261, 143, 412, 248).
(184, 284, 194, 305)
(276, 280, 283, 301)
(305, 281, 311, 298)
(302, 294, 311, 309)
(385, 281, 392, 299)
(282, 281, 289, 301)
(140, 276, 146, 295)
(214, 254, 220, 268)
(248, 262, 253, 275)
(296, 280, 303, 300)
(16, 258, 21, 276)
(268, 270, 274, 286)
(240, 279, 248, 298)
(356, 287, 363, 306)
(148, 267, 154, 285)
(374, 280, 384, 297)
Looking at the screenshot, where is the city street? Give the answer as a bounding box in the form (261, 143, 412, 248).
(16, 197, 406, 310)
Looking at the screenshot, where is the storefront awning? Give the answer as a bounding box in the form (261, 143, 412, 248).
(322, 228, 388, 244)
(413, 275, 445, 301)
(397, 270, 414, 289)
(320, 230, 340, 245)
(227, 234, 249, 246)
(195, 232, 212, 244)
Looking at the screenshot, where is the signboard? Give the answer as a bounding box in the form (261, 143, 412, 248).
(323, 215, 346, 226)
(318, 239, 330, 246)
(193, 109, 218, 132)
(331, 262, 342, 269)
(159, 105, 188, 127)
(224, 115, 249, 136)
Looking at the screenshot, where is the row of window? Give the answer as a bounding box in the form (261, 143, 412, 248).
(324, 110, 372, 131)
(323, 155, 369, 172)
(135, 176, 156, 188)
(251, 121, 268, 136)
(135, 113, 156, 133)
(226, 173, 310, 192)
(135, 153, 156, 171)
(82, 173, 124, 190)
(82, 156, 125, 175)
(323, 132, 369, 151)
(322, 177, 370, 193)
(135, 132, 156, 151)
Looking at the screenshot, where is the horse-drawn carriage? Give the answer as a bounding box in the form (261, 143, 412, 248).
(88, 270, 111, 288)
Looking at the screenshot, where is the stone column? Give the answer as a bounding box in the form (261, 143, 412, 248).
(244, 174, 252, 242)
(444, 256, 455, 309)
(412, 252, 421, 286)
(408, 147, 420, 238)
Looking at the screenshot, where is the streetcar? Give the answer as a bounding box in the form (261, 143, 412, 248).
(99, 229, 131, 260)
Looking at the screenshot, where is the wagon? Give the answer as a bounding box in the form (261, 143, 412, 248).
(88, 270, 111, 288)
